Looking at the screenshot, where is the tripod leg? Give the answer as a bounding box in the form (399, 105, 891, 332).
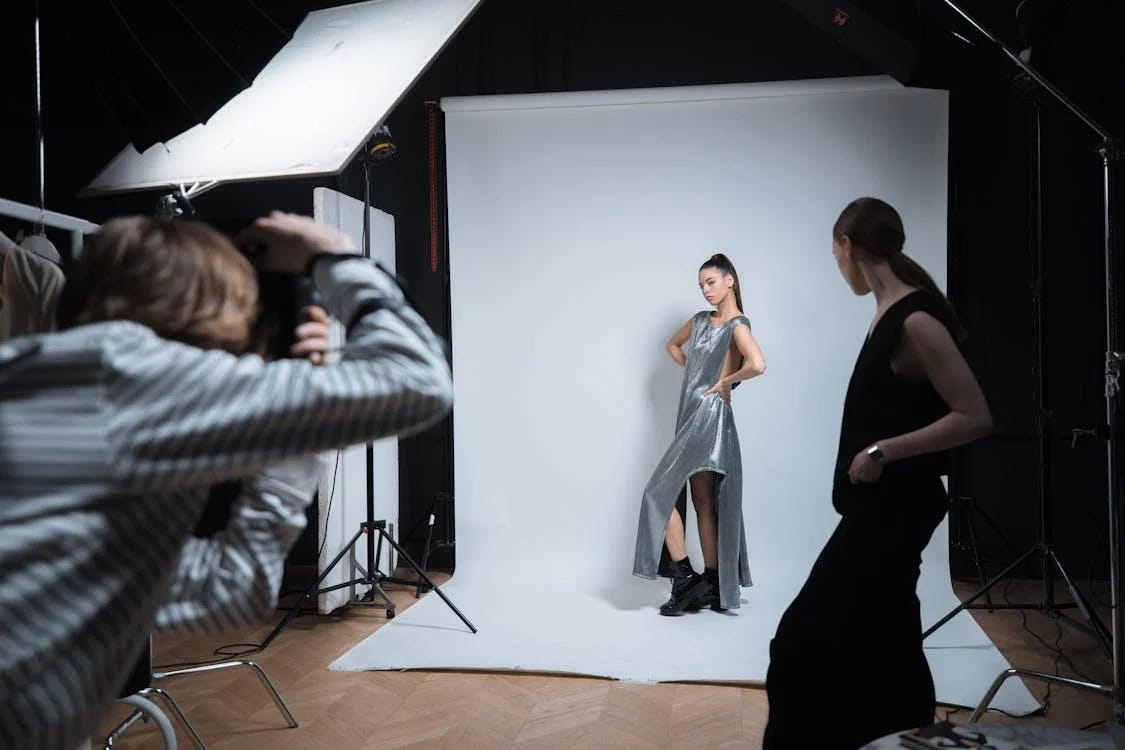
(963, 505, 993, 610)
(365, 581, 397, 619)
(259, 528, 367, 651)
(377, 528, 477, 633)
(1047, 550, 1113, 657)
(417, 511, 435, 599)
(375, 531, 385, 577)
(924, 546, 1037, 640)
(971, 504, 1020, 560)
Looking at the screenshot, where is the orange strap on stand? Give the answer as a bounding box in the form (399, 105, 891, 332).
(427, 101, 440, 274)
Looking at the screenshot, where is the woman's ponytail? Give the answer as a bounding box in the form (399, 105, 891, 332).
(835, 198, 967, 342)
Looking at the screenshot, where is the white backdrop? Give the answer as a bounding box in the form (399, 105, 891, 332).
(312, 188, 398, 614)
(333, 79, 1038, 714)
(444, 77, 944, 582)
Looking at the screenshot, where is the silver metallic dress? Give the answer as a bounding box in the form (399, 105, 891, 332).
(633, 311, 752, 610)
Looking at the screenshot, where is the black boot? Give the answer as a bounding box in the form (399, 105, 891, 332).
(686, 567, 725, 612)
(657, 546, 678, 579)
(659, 558, 711, 616)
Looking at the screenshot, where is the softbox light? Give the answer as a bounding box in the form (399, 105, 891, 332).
(82, 0, 482, 197)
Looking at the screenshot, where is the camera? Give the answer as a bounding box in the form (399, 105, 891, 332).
(252, 271, 323, 361)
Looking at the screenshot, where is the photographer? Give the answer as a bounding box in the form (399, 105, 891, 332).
(0, 212, 453, 750)
(155, 305, 334, 634)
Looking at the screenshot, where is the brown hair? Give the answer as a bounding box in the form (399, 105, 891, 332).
(57, 216, 260, 354)
(833, 197, 967, 342)
(699, 253, 744, 313)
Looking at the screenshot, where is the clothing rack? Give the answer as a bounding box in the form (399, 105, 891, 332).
(0, 196, 100, 257)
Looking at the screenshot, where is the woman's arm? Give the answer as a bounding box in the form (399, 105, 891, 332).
(724, 324, 767, 386)
(849, 311, 993, 483)
(666, 318, 693, 367)
(704, 323, 766, 403)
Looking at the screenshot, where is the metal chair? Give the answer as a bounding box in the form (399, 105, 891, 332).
(103, 639, 298, 749)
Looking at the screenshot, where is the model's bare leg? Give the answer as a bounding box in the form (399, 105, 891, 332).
(690, 471, 719, 569)
(664, 508, 687, 562)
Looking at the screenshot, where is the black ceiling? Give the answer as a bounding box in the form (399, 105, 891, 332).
(0, 0, 1120, 221)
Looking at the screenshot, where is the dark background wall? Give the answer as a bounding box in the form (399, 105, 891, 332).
(1, 0, 1122, 579)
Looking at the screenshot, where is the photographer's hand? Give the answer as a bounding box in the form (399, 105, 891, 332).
(290, 306, 331, 365)
(235, 212, 355, 273)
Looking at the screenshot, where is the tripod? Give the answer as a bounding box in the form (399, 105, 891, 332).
(920, 1, 1124, 738)
(260, 140, 477, 651)
(946, 494, 1019, 610)
(925, 97, 1111, 657)
(406, 492, 456, 598)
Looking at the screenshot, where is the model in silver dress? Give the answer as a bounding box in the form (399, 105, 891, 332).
(633, 254, 766, 614)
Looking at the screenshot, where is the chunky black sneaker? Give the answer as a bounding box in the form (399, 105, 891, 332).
(659, 573, 712, 616)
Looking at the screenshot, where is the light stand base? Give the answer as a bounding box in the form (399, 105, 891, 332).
(259, 520, 476, 653)
(925, 543, 1112, 658)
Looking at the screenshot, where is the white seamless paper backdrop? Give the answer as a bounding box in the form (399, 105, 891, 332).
(447, 78, 947, 583)
(332, 78, 1038, 714)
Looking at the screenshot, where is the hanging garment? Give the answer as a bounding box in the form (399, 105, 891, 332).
(633, 311, 752, 610)
(0, 231, 14, 321)
(1, 234, 65, 339)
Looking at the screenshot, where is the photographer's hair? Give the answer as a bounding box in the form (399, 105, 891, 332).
(57, 216, 260, 354)
(699, 253, 744, 313)
(833, 197, 967, 342)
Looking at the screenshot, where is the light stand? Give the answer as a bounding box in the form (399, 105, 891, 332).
(919, 0, 1124, 737)
(924, 100, 1112, 656)
(260, 135, 477, 650)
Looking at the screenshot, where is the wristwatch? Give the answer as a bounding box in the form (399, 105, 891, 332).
(866, 444, 886, 463)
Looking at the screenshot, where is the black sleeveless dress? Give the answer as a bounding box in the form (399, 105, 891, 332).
(763, 291, 955, 750)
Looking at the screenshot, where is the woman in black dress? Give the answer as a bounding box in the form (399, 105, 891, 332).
(763, 198, 993, 750)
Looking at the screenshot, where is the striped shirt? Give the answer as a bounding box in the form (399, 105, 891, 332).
(0, 258, 453, 750)
(154, 452, 327, 633)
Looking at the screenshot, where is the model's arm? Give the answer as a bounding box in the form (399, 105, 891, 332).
(849, 311, 993, 483)
(704, 323, 766, 403)
(665, 318, 693, 367)
(722, 323, 767, 386)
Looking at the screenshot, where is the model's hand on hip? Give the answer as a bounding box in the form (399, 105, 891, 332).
(704, 380, 732, 405)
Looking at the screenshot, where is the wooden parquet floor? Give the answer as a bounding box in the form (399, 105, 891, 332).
(93, 574, 1114, 749)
